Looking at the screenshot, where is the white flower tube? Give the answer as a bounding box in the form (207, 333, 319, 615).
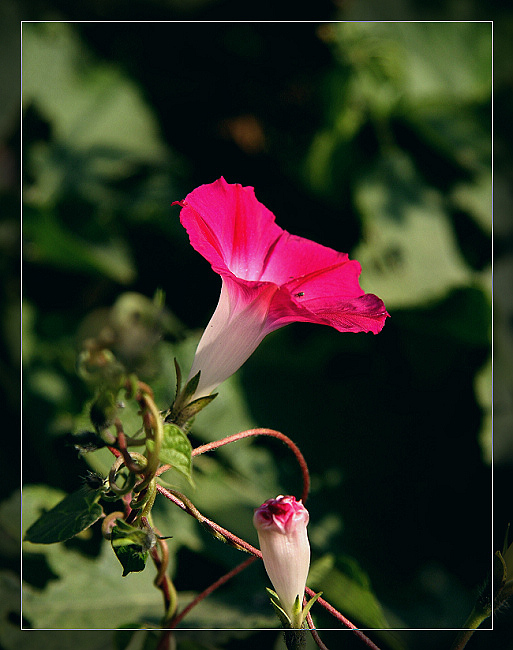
(253, 495, 310, 627)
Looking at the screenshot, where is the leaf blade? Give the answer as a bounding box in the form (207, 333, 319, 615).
(23, 485, 104, 544)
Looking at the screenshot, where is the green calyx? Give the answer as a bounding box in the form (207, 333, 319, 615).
(265, 588, 323, 630)
(164, 362, 217, 429)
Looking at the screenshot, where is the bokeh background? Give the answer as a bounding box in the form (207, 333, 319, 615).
(4, 2, 512, 649)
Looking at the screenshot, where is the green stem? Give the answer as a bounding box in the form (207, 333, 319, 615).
(138, 392, 164, 491)
(449, 605, 491, 650)
(166, 575, 178, 621)
(140, 479, 157, 519)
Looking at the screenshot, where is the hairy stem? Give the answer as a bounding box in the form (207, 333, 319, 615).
(449, 605, 491, 650)
(304, 587, 381, 650)
(306, 612, 330, 650)
(156, 483, 381, 649)
(156, 427, 310, 502)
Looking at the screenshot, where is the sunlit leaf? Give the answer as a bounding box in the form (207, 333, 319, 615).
(148, 423, 193, 484)
(24, 485, 104, 545)
(353, 151, 473, 308)
(22, 543, 164, 629)
(0, 570, 111, 649)
(451, 173, 492, 234)
(24, 209, 136, 284)
(22, 23, 167, 166)
(384, 22, 492, 104)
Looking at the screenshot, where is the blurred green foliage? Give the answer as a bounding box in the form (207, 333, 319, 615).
(4, 5, 510, 649)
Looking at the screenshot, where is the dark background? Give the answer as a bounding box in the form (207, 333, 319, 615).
(4, 1, 512, 649)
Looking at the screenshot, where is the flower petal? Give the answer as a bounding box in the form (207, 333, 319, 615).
(176, 177, 283, 281)
(267, 290, 389, 334)
(176, 178, 389, 395)
(188, 276, 278, 397)
(254, 496, 311, 623)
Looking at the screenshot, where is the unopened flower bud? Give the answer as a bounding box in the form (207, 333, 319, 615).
(254, 495, 310, 626)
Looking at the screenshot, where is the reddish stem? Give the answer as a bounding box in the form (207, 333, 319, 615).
(156, 484, 261, 556)
(155, 483, 381, 650)
(115, 423, 145, 474)
(305, 588, 381, 650)
(149, 543, 173, 613)
(191, 428, 310, 503)
(156, 632, 172, 650)
(167, 556, 257, 628)
(306, 613, 330, 650)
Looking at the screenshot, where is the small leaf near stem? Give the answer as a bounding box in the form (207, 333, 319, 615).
(110, 519, 156, 576)
(148, 424, 193, 485)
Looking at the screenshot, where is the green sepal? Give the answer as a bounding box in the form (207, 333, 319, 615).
(166, 368, 218, 427)
(181, 371, 201, 404)
(174, 394, 217, 426)
(266, 587, 292, 628)
(110, 519, 155, 576)
(291, 594, 303, 628)
(300, 591, 323, 626)
(494, 550, 508, 590)
(173, 358, 183, 397)
(147, 423, 193, 484)
(24, 484, 104, 544)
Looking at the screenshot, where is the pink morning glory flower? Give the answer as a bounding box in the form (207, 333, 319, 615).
(254, 495, 310, 626)
(175, 177, 389, 398)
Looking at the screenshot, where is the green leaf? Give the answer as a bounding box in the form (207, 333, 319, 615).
(111, 520, 153, 576)
(22, 542, 163, 629)
(0, 568, 112, 650)
(24, 208, 136, 284)
(22, 23, 166, 162)
(352, 151, 473, 308)
(308, 554, 405, 637)
(23, 485, 104, 544)
(149, 423, 193, 484)
(385, 22, 492, 105)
